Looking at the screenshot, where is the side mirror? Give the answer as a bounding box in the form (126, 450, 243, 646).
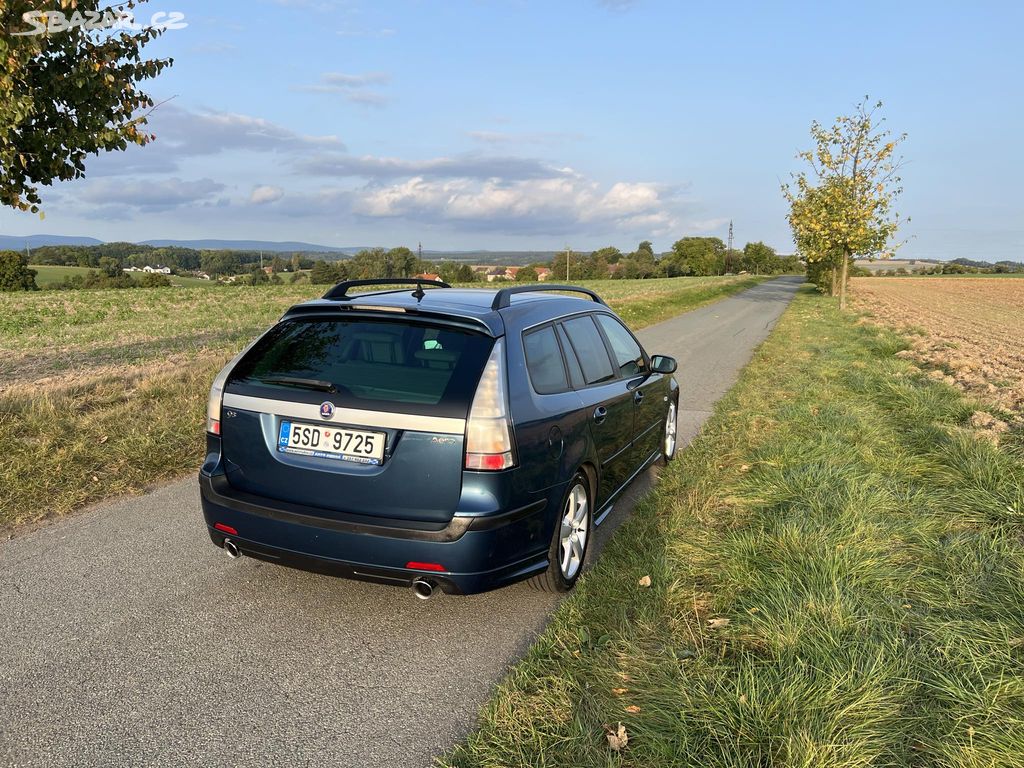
(651, 355, 677, 374)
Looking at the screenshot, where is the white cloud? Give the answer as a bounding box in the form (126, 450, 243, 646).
(351, 176, 679, 236)
(85, 105, 344, 177)
(77, 177, 227, 211)
(296, 72, 392, 107)
(250, 185, 285, 205)
(296, 152, 572, 181)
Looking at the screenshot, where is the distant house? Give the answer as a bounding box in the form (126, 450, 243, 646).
(413, 272, 442, 282)
(535, 267, 551, 281)
(485, 267, 508, 282)
(607, 263, 623, 276)
(504, 267, 521, 280)
(143, 265, 172, 275)
(124, 266, 142, 272)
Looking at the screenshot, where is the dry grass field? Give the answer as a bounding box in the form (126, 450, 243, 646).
(852, 277, 1024, 433)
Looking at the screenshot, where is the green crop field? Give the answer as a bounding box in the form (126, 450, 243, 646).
(0, 275, 763, 528)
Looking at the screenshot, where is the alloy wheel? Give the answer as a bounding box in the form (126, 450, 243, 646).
(558, 482, 589, 579)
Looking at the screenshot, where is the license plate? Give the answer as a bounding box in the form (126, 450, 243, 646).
(278, 421, 386, 465)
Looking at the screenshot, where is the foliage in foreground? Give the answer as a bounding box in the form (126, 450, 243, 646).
(1, 0, 172, 212)
(445, 288, 1024, 768)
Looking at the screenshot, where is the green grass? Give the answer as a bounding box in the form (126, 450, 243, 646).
(443, 287, 1024, 768)
(29, 264, 218, 288)
(0, 275, 763, 529)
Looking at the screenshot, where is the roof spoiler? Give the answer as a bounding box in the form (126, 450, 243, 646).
(490, 284, 608, 310)
(323, 278, 452, 301)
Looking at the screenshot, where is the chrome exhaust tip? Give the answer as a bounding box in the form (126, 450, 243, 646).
(223, 538, 241, 559)
(411, 578, 435, 600)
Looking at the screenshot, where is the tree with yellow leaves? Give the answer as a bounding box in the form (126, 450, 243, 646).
(783, 99, 906, 309)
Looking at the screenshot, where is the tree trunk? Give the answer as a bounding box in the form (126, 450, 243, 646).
(830, 267, 837, 296)
(839, 250, 850, 310)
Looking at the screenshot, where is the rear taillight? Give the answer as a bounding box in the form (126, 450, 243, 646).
(206, 332, 270, 435)
(465, 339, 515, 471)
(206, 363, 231, 435)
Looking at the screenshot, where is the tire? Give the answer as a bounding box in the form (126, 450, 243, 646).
(528, 472, 592, 592)
(660, 398, 679, 466)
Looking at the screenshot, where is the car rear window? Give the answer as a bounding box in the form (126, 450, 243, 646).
(228, 318, 493, 412)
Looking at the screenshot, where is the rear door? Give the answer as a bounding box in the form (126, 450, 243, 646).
(219, 316, 494, 525)
(595, 313, 663, 464)
(560, 315, 633, 508)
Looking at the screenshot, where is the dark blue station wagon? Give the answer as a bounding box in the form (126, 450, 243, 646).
(199, 279, 679, 597)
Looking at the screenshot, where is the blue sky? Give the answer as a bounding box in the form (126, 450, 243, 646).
(2, 0, 1022, 258)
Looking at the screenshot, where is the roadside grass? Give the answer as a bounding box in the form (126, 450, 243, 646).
(0, 275, 763, 529)
(443, 287, 1024, 768)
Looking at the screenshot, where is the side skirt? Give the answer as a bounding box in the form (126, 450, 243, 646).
(593, 449, 662, 527)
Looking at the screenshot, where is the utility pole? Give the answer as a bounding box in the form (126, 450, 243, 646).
(259, 251, 264, 271)
(727, 220, 734, 276)
(418, 241, 423, 261)
(565, 244, 571, 281)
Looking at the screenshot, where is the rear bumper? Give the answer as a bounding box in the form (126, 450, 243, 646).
(199, 471, 553, 594)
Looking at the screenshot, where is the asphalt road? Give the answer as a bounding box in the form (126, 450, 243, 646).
(0, 276, 802, 768)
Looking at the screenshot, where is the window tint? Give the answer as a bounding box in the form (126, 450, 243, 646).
(523, 326, 568, 394)
(596, 314, 647, 377)
(561, 316, 615, 385)
(229, 319, 492, 408)
(557, 325, 586, 389)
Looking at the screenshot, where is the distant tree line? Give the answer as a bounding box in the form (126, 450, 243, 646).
(28, 243, 320, 276)
(306, 247, 481, 285)
(859, 258, 1024, 277)
(3, 235, 806, 293)
(547, 239, 802, 281)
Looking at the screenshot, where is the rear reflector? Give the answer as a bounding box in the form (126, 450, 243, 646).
(208, 418, 221, 436)
(214, 523, 238, 535)
(465, 452, 514, 471)
(405, 561, 446, 572)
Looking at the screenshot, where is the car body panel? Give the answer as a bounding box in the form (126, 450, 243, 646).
(199, 283, 679, 594)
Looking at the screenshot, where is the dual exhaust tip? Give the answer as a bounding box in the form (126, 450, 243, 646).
(223, 538, 437, 600)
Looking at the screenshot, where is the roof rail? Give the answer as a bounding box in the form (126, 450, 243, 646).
(322, 277, 452, 301)
(490, 284, 608, 311)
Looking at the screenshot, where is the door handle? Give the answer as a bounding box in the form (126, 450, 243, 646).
(633, 390, 645, 405)
(593, 406, 608, 424)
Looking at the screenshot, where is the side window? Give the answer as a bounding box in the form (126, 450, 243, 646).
(523, 326, 569, 394)
(562, 316, 615, 385)
(596, 314, 647, 377)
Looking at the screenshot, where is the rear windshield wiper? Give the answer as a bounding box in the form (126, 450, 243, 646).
(261, 376, 337, 393)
